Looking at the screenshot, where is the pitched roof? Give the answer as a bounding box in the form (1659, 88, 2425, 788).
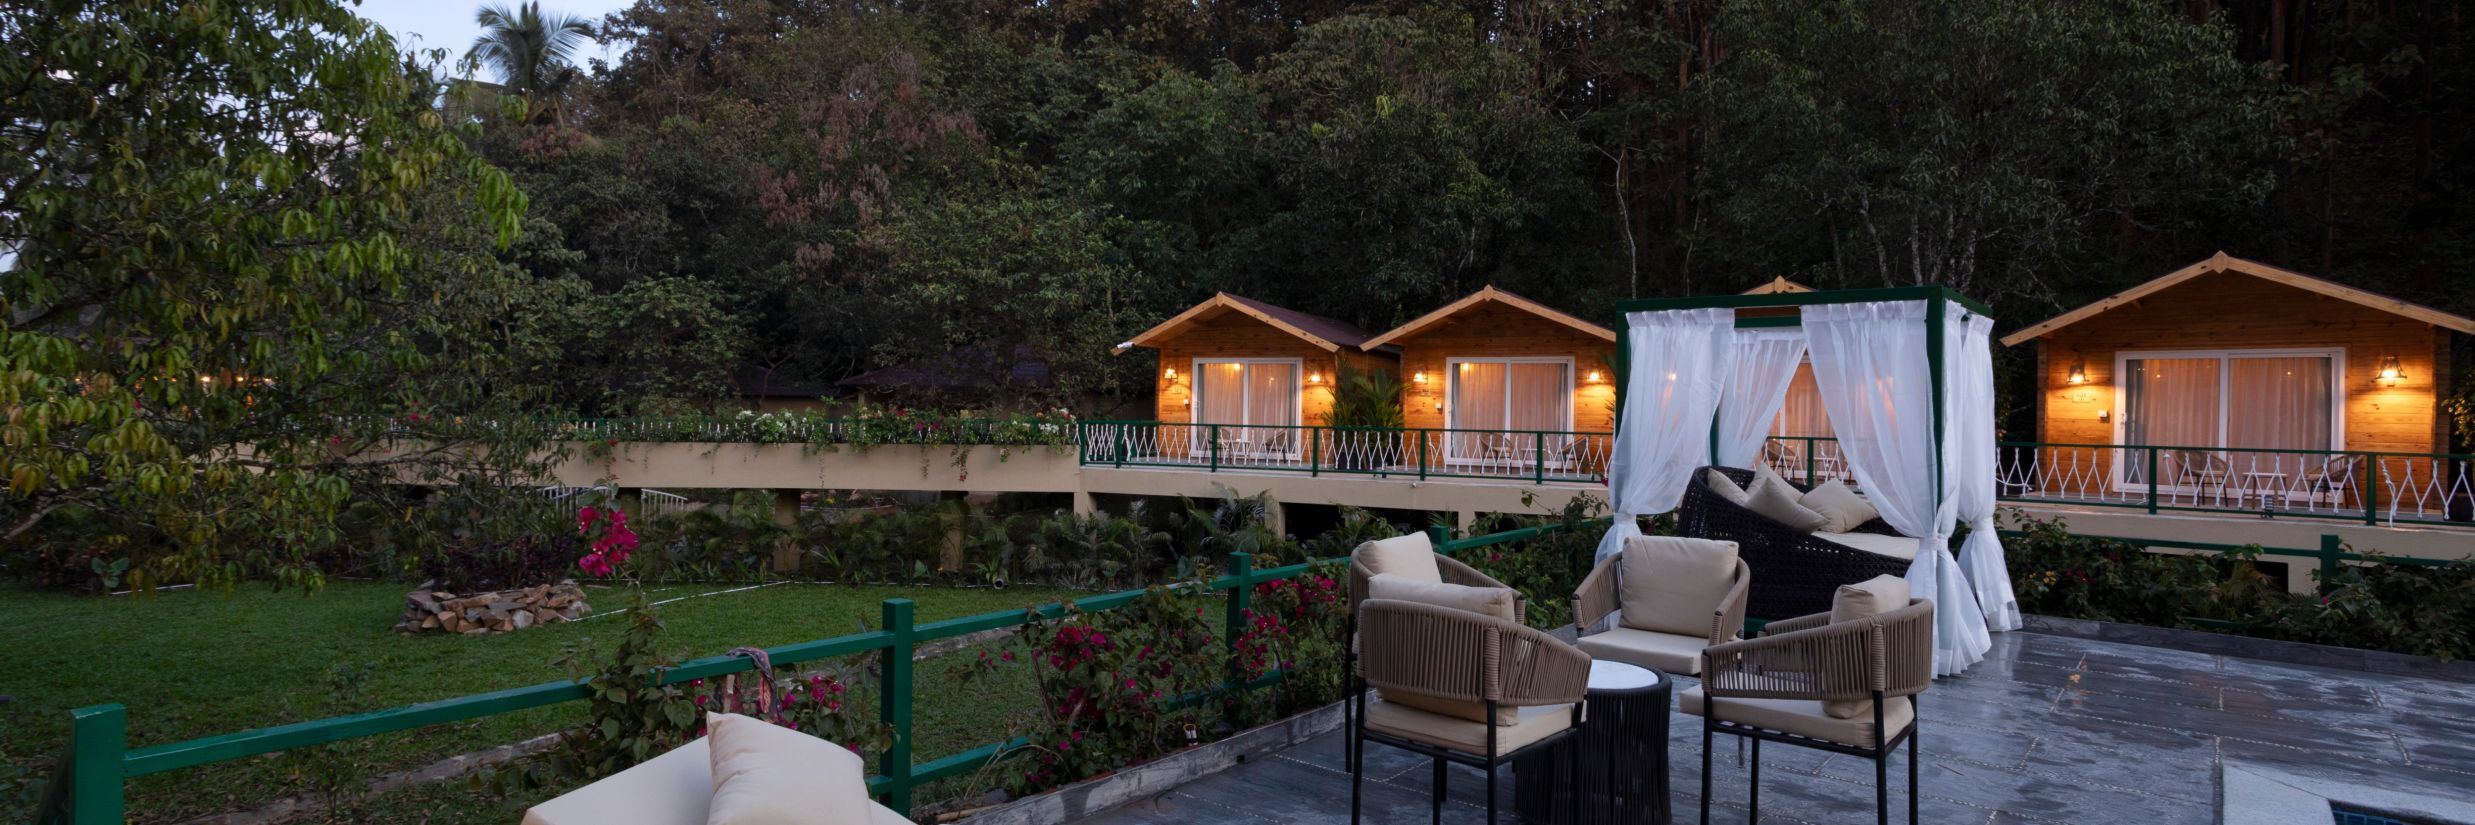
(1360, 285, 1616, 350)
(1999, 251, 2475, 346)
(1113, 293, 1387, 354)
(1742, 277, 1816, 294)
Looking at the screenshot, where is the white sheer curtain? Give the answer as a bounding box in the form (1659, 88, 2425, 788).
(1802, 300, 1990, 676)
(1247, 363, 1297, 452)
(1716, 330, 1809, 467)
(1951, 313, 2018, 632)
(1596, 308, 1736, 561)
(2124, 357, 2221, 485)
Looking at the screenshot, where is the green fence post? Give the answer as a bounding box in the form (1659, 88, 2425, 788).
(1221, 552, 1255, 723)
(1209, 424, 1221, 472)
(1534, 431, 1546, 484)
(1310, 427, 1322, 477)
(1426, 523, 1451, 549)
(1803, 438, 1816, 486)
(879, 599, 916, 816)
(1114, 424, 1127, 469)
(2362, 455, 2380, 526)
(2145, 447, 2160, 514)
(1418, 431, 1430, 481)
(2317, 535, 2343, 594)
(66, 704, 125, 825)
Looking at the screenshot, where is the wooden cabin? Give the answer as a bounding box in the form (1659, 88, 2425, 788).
(1359, 286, 1616, 472)
(2001, 252, 2471, 509)
(1115, 293, 1398, 459)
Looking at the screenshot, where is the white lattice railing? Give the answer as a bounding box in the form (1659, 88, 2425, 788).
(1079, 421, 1611, 483)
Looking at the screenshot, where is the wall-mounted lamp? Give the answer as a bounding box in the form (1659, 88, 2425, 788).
(1163, 367, 1179, 382)
(1307, 371, 1324, 385)
(2377, 355, 2405, 384)
(2066, 357, 2087, 386)
(1585, 370, 1605, 384)
(1412, 371, 1428, 385)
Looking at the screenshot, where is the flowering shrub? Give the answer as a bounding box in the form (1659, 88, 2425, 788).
(576, 506, 640, 577)
(2004, 513, 2475, 659)
(958, 563, 1348, 796)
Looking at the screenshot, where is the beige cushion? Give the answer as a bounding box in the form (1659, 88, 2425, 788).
(1705, 469, 1751, 506)
(1822, 576, 1912, 718)
(1364, 695, 1577, 756)
(1367, 575, 1517, 623)
(1357, 534, 1441, 583)
(520, 737, 916, 825)
(1744, 474, 1830, 532)
(1813, 530, 1919, 562)
(1575, 626, 1712, 675)
(1798, 482, 1878, 533)
(707, 712, 874, 825)
(1681, 686, 1913, 748)
(1617, 536, 1740, 637)
(1365, 577, 1520, 724)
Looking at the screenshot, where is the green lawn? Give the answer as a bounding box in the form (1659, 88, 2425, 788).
(0, 580, 1076, 824)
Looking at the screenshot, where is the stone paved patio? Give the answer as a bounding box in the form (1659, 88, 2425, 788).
(1073, 631, 2475, 825)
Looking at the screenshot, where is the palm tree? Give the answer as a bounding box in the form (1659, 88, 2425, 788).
(467, 2, 595, 119)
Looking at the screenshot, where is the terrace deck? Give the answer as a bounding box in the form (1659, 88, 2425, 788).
(1073, 631, 2475, 825)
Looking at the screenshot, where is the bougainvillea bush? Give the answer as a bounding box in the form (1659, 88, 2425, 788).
(956, 562, 1347, 796)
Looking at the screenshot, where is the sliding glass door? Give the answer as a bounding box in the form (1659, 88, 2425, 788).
(1192, 359, 1301, 460)
(1445, 358, 1572, 465)
(2116, 349, 2341, 494)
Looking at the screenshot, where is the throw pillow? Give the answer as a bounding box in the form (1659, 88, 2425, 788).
(706, 712, 871, 825)
(1705, 468, 1752, 506)
(1355, 533, 1442, 583)
(1744, 474, 1831, 532)
(1822, 575, 1912, 719)
(1799, 481, 1879, 533)
(1616, 535, 1741, 638)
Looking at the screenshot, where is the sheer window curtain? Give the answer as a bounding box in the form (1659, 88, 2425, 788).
(1952, 314, 2019, 632)
(1596, 308, 1736, 561)
(2228, 356, 2334, 478)
(1247, 363, 1297, 454)
(1452, 362, 1509, 460)
(2125, 357, 2221, 486)
(1802, 300, 1990, 676)
(1716, 330, 1809, 467)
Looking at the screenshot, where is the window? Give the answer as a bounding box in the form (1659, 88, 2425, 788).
(1445, 357, 1572, 464)
(2115, 348, 2342, 489)
(1770, 362, 1833, 439)
(1192, 359, 1301, 458)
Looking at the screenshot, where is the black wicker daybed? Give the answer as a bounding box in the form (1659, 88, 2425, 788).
(1674, 465, 1924, 620)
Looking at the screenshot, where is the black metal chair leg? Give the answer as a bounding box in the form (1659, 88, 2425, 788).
(1350, 726, 1366, 825)
(1748, 738, 1760, 824)
(1909, 696, 1921, 825)
(1875, 749, 1888, 825)
(1486, 758, 1498, 825)
(1432, 755, 1447, 825)
(1699, 721, 1713, 825)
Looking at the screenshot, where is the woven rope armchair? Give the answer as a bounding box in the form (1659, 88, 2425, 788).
(1351, 599, 1594, 825)
(1689, 598, 1936, 825)
(1341, 534, 1524, 770)
(1677, 466, 1912, 619)
(1571, 539, 1750, 675)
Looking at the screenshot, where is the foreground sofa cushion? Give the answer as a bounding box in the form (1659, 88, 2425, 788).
(518, 732, 915, 825)
(707, 712, 876, 825)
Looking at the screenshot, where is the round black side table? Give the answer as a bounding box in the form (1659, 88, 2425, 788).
(1512, 660, 1671, 825)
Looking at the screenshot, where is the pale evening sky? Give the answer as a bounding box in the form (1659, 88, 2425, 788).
(349, 0, 637, 75)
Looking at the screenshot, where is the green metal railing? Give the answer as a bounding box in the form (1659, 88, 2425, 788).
(1077, 421, 1613, 484)
(32, 520, 1595, 824)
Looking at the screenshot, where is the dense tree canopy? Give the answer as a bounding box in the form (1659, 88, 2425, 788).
(427, 0, 2472, 422)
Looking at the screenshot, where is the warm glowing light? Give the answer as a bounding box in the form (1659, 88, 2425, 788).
(1585, 370, 1604, 383)
(1307, 371, 1323, 385)
(2377, 355, 2405, 382)
(1413, 371, 1427, 384)
(2066, 362, 2086, 385)
(1164, 367, 1178, 381)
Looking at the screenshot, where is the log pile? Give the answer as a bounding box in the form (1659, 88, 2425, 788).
(395, 581, 591, 635)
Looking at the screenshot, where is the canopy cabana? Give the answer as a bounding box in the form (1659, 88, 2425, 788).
(1600, 286, 2014, 676)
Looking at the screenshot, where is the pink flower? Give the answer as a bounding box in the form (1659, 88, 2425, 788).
(578, 507, 599, 530)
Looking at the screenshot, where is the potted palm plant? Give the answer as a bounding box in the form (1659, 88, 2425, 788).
(1323, 365, 1406, 471)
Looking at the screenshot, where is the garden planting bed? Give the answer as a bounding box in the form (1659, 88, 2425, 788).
(393, 580, 591, 634)
(950, 701, 1346, 825)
